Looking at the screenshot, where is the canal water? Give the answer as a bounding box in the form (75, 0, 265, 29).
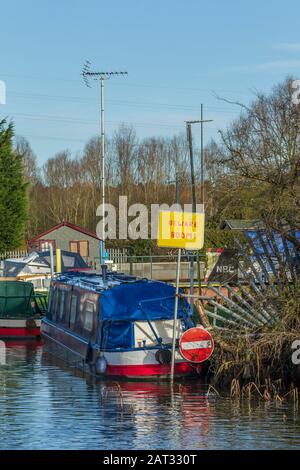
(0, 342, 300, 450)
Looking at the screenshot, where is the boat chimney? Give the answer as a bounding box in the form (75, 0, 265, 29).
(101, 264, 107, 283)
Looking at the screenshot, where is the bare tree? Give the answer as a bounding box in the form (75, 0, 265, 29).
(114, 124, 137, 196)
(212, 77, 300, 243)
(15, 136, 40, 184)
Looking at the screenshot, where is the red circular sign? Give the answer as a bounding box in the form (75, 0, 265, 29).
(179, 327, 214, 363)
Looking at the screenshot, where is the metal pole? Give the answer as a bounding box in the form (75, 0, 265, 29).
(171, 173, 181, 383)
(49, 244, 54, 276)
(171, 247, 181, 382)
(101, 77, 105, 264)
(175, 171, 180, 205)
(198, 103, 204, 299)
(82, 65, 128, 264)
(186, 114, 213, 315)
(186, 114, 213, 207)
(187, 124, 195, 308)
(187, 124, 196, 213)
(201, 103, 204, 205)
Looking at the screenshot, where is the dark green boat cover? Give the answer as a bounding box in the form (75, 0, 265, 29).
(0, 281, 35, 318)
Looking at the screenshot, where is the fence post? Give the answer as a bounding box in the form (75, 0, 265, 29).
(129, 251, 133, 276)
(149, 250, 153, 279)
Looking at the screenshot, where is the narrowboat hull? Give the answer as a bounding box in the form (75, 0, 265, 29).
(42, 272, 211, 380)
(103, 350, 196, 378)
(0, 318, 41, 339)
(42, 319, 199, 379)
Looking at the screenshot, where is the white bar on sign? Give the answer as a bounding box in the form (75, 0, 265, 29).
(181, 340, 211, 350)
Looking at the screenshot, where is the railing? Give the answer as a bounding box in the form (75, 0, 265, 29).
(111, 253, 206, 282)
(34, 293, 48, 314)
(0, 250, 28, 260)
(107, 248, 129, 264)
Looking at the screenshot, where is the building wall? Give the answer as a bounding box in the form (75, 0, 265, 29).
(33, 226, 100, 262)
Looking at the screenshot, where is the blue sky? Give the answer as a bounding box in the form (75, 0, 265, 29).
(1, 0, 300, 164)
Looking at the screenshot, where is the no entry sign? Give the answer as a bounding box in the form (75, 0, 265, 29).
(179, 327, 214, 363)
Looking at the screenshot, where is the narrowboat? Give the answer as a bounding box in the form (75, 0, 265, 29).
(41, 270, 208, 379)
(0, 279, 47, 339)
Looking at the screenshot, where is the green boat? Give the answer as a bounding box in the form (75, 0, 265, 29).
(0, 279, 47, 339)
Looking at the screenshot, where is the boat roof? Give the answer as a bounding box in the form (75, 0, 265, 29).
(53, 271, 191, 323)
(54, 271, 148, 292)
(3, 250, 88, 278)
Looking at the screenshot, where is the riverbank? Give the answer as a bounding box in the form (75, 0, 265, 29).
(205, 282, 300, 399)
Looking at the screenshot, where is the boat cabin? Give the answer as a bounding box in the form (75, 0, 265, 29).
(46, 272, 193, 351)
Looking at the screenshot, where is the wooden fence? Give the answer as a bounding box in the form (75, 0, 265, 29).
(0, 250, 28, 260)
(107, 248, 129, 263)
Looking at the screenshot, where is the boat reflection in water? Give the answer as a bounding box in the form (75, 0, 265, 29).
(100, 380, 213, 449)
(0, 339, 42, 365)
(41, 350, 213, 449)
(2, 343, 299, 450)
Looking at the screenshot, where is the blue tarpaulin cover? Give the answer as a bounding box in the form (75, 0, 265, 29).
(245, 230, 300, 256)
(100, 280, 190, 321)
(244, 230, 300, 277)
(99, 280, 192, 350)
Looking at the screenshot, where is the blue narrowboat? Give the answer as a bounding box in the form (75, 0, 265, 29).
(41, 270, 205, 378)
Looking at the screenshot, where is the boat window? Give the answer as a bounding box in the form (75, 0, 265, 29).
(51, 288, 59, 321)
(70, 295, 78, 327)
(62, 289, 71, 327)
(83, 300, 94, 332)
(58, 290, 65, 322)
(47, 290, 53, 318)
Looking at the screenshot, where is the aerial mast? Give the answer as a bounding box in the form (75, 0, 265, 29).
(82, 62, 128, 264)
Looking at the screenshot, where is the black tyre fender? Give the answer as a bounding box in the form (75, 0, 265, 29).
(155, 349, 172, 365)
(26, 318, 37, 330)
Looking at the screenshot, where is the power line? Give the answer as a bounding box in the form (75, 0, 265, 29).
(1, 72, 251, 94)
(7, 91, 239, 113)
(9, 111, 219, 131)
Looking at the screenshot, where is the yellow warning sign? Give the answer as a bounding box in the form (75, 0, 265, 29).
(157, 211, 205, 250)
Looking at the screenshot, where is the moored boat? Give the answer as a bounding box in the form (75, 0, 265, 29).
(0, 279, 46, 339)
(41, 270, 213, 379)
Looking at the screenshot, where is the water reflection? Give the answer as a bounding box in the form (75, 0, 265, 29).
(0, 342, 299, 449)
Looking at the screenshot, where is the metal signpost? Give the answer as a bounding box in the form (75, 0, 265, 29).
(158, 210, 205, 382)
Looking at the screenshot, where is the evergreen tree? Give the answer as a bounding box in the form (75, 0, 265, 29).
(0, 119, 28, 251)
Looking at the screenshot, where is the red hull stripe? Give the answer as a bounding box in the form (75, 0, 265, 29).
(0, 327, 41, 338)
(106, 361, 196, 377)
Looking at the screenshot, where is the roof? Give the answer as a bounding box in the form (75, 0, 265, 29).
(54, 271, 190, 323)
(220, 219, 264, 230)
(55, 271, 141, 292)
(28, 220, 101, 244)
(3, 250, 89, 277)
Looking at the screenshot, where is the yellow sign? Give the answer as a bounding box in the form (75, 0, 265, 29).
(157, 211, 205, 250)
